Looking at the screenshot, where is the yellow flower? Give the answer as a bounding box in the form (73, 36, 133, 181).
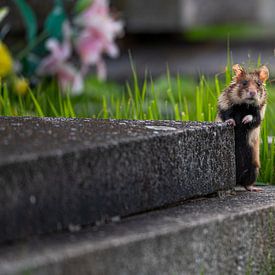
(14, 77, 29, 96)
(0, 42, 13, 77)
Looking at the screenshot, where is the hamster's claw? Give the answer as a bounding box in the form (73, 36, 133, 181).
(225, 118, 236, 127)
(245, 186, 264, 192)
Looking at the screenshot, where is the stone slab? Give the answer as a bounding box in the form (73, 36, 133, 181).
(1, 187, 275, 275)
(0, 117, 235, 243)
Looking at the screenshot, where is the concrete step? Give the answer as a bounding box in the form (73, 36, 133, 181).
(1, 187, 274, 275)
(0, 117, 235, 244)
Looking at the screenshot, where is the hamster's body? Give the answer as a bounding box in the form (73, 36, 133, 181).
(216, 64, 269, 191)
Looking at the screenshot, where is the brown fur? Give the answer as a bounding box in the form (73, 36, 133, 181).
(216, 65, 269, 189)
(217, 66, 268, 121)
(252, 134, 260, 168)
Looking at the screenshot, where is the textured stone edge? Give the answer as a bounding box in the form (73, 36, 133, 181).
(1, 187, 275, 275)
(0, 119, 235, 245)
(0, 120, 235, 243)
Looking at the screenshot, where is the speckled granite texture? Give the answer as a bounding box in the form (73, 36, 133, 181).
(0, 117, 235, 243)
(1, 187, 274, 275)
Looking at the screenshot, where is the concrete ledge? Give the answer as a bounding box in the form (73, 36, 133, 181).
(0, 117, 235, 243)
(1, 187, 275, 275)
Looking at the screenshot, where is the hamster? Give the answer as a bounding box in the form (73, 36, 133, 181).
(216, 64, 269, 191)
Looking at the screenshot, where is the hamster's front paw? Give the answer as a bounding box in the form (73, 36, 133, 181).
(225, 118, 236, 127)
(242, 115, 253, 124)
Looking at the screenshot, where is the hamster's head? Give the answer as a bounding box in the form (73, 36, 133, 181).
(231, 64, 269, 106)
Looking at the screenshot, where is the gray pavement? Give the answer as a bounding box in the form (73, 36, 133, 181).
(1, 186, 274, 275)
(0, 117, 235, 243)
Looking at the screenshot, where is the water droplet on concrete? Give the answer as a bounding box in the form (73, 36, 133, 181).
(30, 195, 36, 205)
(145, 126, 177, 131)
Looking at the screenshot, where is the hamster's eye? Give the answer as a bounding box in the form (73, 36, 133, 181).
(242, 80, 248, 86)
(256, 80, 262, 87)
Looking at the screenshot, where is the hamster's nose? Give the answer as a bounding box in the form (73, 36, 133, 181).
(249, 90, 257, 97)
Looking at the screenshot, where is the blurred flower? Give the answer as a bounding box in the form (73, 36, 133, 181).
(55, 63, 84, 95)
(75, 0, 123, 80)
(14, 77, 29, 96)
(0, 41, 13, 77)
(37, 22, 83, 94)
(37, 38, 71, 75)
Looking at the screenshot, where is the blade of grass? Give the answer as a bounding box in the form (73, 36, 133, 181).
(29, 90, 44, 117)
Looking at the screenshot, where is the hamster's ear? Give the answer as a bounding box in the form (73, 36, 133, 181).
(232, 64, 245, 80)
(258, 65, 269, 83)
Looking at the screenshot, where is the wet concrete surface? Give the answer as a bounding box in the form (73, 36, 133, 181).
(0, 117, 235, 243)
(1, 186, 274, 275)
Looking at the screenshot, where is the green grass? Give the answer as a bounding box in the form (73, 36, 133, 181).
(0, 66, 275, 184)
(184, 23, 274, 42)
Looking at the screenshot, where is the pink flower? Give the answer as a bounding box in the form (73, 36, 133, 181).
(56, 64, 84, 94)
(75, 0, 123, 79)
(37, 22, 83, 94)
(37, 39, 70, 75)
